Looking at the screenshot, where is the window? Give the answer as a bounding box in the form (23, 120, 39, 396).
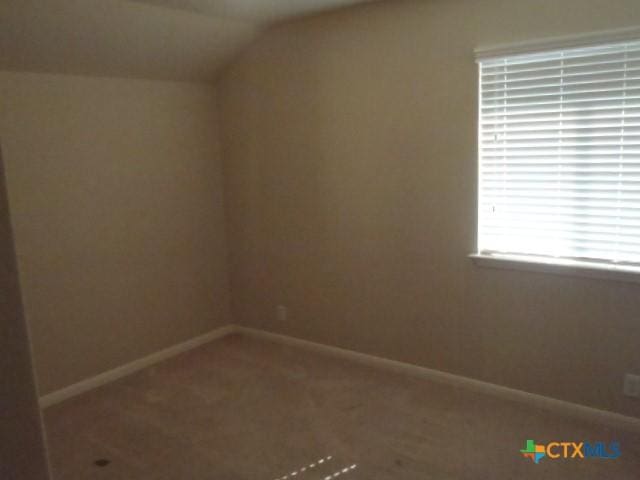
(477, 38, 640, 273)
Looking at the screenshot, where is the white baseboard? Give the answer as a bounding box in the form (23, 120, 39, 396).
(236, 326, 640, 433)
(39, 324, 237, 408)
(40, 323, 640, 433)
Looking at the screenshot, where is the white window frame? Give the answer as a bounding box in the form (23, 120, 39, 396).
(471, 27, 640, 284)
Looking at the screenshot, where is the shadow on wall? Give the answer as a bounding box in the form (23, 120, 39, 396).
(0, 144, 50, 480)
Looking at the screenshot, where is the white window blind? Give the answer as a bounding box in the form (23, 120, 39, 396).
(478, 39, 640, 267)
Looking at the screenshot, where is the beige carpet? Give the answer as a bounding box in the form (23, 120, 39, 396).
(44, 334, 640, 479)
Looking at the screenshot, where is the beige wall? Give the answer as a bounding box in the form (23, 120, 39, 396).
(0, 71, 231, 394)
(0, 149, 50, 479)
(218, 0, 640, 417)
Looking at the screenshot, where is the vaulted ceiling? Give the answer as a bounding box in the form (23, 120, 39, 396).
(0, 0, 375, 82)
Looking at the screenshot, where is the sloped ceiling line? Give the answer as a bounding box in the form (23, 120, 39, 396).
(0, 0, 374, 82)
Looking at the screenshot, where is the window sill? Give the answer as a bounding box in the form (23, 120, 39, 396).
(469, 253, 640, 285)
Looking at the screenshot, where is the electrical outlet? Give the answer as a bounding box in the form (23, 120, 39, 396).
(276, 305, 287, 323)
(623, 374, 640, 398)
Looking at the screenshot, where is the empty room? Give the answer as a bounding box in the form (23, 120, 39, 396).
(2, 0, 640, 479)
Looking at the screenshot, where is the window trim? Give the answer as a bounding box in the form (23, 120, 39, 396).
(472, 28, 640, 282)
(469, 253, 640, 284)
(475, 26, 640, 61)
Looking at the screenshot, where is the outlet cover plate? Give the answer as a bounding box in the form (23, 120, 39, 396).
(623, 374, 640, 398)
(276, 305, 287, 323)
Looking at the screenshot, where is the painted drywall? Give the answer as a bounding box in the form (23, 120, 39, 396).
(0, 0, 258, 82)
(0, 149, 50, 479)
(0, 71, 231, 395)
(218, 0, 640, 417)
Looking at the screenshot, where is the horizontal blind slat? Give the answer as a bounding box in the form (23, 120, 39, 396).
(481, 65, 640, 86)
(482, 75, 640, 94)
(482, 43, 640, 68)
(482, 55, 640, 76)
(482, 85, 640, 102)
(482, 103, 640, 118)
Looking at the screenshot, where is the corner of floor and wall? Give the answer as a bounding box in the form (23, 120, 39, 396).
(0, 72, 234, 400)
(1, 0, 640, 443)
(215, 0, 640, 422)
